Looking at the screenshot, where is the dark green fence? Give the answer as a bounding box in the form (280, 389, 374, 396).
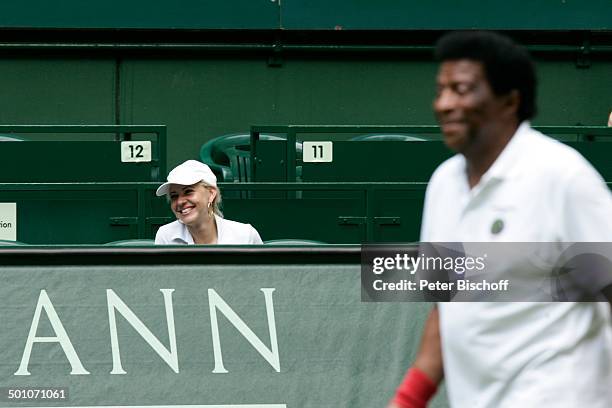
(251, 125, 612, 182)
(2, 175, 612, 244)
(0, 125, 167, 183)
(0, 182, 172, 244)
(0, 182, 428, 244)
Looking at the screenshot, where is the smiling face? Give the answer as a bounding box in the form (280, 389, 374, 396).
(169, 183, 217, 226)
(433, 60, 513, 155)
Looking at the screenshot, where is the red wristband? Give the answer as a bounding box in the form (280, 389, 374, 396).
(392, 367, 438, 408)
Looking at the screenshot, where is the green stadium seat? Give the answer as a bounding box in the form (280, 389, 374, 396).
(104, 239, 156, 246)
(349, 133, 426, 141)
(200, 133, 279, 182)
(0, 239, 27, 245)
(0, 134, 26, 141)
(200, 133, 303, 182)
(264, 239, 326, 245)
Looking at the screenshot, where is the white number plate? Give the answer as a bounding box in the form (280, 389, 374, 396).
(121, 141, 152, 162)
(303, 141, 333, 163)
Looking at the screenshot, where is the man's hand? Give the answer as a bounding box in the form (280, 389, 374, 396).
(413, 307, 443, 384)
(387, 307, 443, 408)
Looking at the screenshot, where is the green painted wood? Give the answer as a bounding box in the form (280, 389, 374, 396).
(120, 58, 440, 168)
(0, 0, 278, 29)
(0, 1, 609, 30)
(0, 58, 116, 125)
(2, 179, 610, 245)
(0, 141, 156, 182)
(221, 183, 427, 243)
(0, 53, 608, 171)
(567, 142, 612, 180)
(0, 183, 172, 244)
(301, 141, 452, 182)
(282, 0, 612, 30)
(252, 126, 612, 183)
(0, 125, 166, 182)
(0, 182, 425, 244)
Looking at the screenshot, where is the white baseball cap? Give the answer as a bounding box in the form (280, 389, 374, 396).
(156, 160, 217, 196)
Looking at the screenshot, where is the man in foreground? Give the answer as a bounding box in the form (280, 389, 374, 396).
(389, 31, 612, 408)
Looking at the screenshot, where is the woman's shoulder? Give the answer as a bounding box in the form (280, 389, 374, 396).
(155, 220, 186, 244)
(217, 217, 258, 234)
(157, 220, 182, 233)
(217, 217, 262, 244)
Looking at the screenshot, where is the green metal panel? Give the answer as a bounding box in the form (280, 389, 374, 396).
(282, 0, 612, 30)
(0, 186, 139, 244)
(254, 140, 289, 182)
(121, 58, 440, 168)
(0, 0, 610, 30)
(223, 188, 368, 243)
(0, 54, 608, 172)
(0, 247, 447, 407)
(301, 141, 451, 182)
(0, 182, 428, 244)
(0, 141, 153, 182)
(252, 125, 612, 183)
(302, 140, 612, 182)
(221, 183, 429, 243)
(567, 142, 612, 180)
(1, 180, 610, 245)
(0, 125, 167, 182)
(0, 0, 278, 29)
(537, 61, 612, 126)
(369, 185, 427, 243)
(0, 58, 115, 125)
(0, 183, 172, 244)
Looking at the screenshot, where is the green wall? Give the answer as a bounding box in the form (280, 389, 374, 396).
(0, 52, 610, 168)
(0, 1, 610, 30)
(0, 57, 116, 124)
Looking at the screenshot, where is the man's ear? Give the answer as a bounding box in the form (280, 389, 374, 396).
(504, 89, 520, 118)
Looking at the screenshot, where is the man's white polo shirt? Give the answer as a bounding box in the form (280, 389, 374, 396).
(155, 215, 263, 245)
(420, 122, 612, 408)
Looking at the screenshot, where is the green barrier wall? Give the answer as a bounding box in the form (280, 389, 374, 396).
(0, 247, 447, 407)
(1, 180, 611, 245)
(0, 125, 167, 183)
(0, 1, 610, 30)
(0, 1, 278, 29)
(0, 183, 173, 244)
(0, 47, 610, 169)
(0, 182, 429, 244)
(282, 1, 612, 30)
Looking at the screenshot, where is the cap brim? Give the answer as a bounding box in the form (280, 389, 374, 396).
(156, 175, 208, 196)
(155, 182, 172, 197)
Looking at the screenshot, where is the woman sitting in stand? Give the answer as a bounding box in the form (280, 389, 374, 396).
(155, 160, 262, 244)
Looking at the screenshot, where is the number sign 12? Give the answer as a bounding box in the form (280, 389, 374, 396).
(303, 141, 333, 163)
(121, 141, 152, 163)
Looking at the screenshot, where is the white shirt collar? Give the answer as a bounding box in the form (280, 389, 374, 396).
(171, 215, 224, 244)
(459, 121, 531, 197)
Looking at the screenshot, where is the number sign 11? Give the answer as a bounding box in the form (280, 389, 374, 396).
(121, 141, 152, 163)
(303, 141, 333, 163)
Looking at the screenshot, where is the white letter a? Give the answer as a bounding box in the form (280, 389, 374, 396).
(14, 290, 89, 375)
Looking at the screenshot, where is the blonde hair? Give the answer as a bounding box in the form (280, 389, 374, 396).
(201, 182, 224, 218)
